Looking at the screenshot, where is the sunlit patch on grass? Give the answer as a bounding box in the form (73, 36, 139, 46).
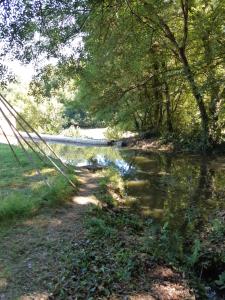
(24, 167, 57, 177)
(23, 217, 62, 227)
(20, 292, 50, 300)
(0, 277, 7, 289)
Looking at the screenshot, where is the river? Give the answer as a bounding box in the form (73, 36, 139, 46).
(41, 142, 225, 227)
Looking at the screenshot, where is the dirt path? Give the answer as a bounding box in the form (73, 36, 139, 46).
(0, 169, 99, 300)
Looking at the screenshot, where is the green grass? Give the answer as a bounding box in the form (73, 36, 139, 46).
(0, 143, 77, 221)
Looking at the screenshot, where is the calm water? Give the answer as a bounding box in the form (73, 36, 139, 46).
(42, 142, 225, 228)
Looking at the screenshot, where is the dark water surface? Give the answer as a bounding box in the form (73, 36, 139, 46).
(43, 143, 225, 226)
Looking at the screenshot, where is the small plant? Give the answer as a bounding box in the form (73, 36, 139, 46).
(60, 125, 81, 137)
(215, 272, 225, 290)
(86, 216, 117, 238)
(105, 127, 123, 140)
(187, 239, 201, 267)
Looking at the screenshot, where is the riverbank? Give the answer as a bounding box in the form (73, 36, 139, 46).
(52, 167, 225, 299)
(124, 136, 225, 154)
(124, 137, 175, 152)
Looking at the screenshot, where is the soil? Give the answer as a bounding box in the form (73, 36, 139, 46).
(123, 137, 175, 152)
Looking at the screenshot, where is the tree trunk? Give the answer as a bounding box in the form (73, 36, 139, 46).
(179, 47, 210, 150)
(152, 61, 163, 131)
(203, 33, 221, 144)
(164, 80, 173, 132)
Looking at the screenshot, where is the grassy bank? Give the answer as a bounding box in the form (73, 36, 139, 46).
(0, 143, 77, 222)
(51, 167, 225, 299)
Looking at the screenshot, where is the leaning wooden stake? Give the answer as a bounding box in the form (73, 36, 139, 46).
(0, 124, 20, 164)
(0, 93, 76, 188)
(0, 93, 72, 170)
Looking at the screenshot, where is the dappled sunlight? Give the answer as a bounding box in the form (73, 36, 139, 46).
(151, 282, 193, 300)
(158, 171, 170, 176)
(1, 142, 225, 299)
(73, 169, 100, 205)
(23, 217, 62, 228)
(151, 265, 176, 278)
(141, 207, 164, 218)
(126, 180, 150, 188)
(125, 265, 193, 300)
(128, 294, 156, 300)
(0, 200, 86, 299)
(123, 287, 189, 300)
(24, 167, 56, 177)
(73, 195, 99, 205)
(0, 277, 7, 289)
(20, 292, 49, 300)
(133, 156, 156, 164)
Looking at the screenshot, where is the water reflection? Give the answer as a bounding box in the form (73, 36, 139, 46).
(39, 142, 225, 229)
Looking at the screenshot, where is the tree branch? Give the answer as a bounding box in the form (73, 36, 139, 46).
(181, 0, 189, 49)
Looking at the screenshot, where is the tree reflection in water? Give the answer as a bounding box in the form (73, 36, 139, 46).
(37, 141, 225, 234)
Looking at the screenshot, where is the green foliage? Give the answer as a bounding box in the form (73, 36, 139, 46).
(28, 63, 104, 129)
(86, 216, 117, 238)
(53, 208, 145, 299)
(215, 272, 225, 290)
(60, 125, 81, 137)
(210, 218, 225, 239)
(96, 167, 126, 207)
(0, 193, 38, 220)
(188, 239, 202, 267)
(105, 127, 124, 140)
(101, 167, 125, 195)
(4, 82, 65, 134)
(1, 0, 224, 149)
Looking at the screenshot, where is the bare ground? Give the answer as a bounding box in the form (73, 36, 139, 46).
(124, 138, 175, 152)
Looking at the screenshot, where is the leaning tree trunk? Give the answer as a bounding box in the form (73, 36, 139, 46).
(164, 80, 173, 133)
(203, 33, 222, 145)
(152, 61, 163, 132)
(179, 48, 210, 150)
